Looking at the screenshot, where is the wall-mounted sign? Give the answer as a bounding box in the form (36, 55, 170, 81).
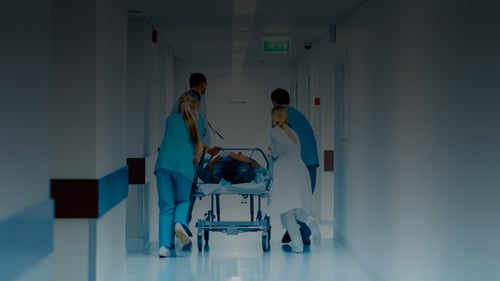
(263, 39, 290, 53)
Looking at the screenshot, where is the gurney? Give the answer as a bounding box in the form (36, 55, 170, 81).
(193, 147, 272, 252)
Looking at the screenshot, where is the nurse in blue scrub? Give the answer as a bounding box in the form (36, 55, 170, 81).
(154, 91, 204, 258)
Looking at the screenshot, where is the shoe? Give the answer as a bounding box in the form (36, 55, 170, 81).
(158, 246, 170, 258)
(281, 231, 291, 243)
(298, 223, 312, 244)
(290, 244, 304, 253)
(282, 231, 311, 244)
(184, 225, 193, 237)
(175, 223, 192, 248)
(307, 216, 322, 244)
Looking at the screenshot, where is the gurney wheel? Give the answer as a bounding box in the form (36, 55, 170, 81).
(262, 231, 271, 252)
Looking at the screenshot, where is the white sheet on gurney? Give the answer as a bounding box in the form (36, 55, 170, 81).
(197, 170, 269, 196)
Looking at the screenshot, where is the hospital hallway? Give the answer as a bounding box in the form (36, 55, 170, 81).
(125, 230, 366, 281)
(2, 0, 500, 281)
(125, 197, 368, 281)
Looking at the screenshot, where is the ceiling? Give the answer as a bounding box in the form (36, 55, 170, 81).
(128, 0, 366, 73)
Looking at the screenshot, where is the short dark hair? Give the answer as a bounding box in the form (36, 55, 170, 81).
(271, 88, 290, 105)
(189, 72, 207, 88)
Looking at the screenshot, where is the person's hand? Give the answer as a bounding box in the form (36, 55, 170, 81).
(207, 146, 221, 156)
(206, 156, 220, 171)
(202, 143, 208, 151)
(228, 152, 249, 163)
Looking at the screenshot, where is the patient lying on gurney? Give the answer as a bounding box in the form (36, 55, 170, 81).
(198, 147, 264, 185)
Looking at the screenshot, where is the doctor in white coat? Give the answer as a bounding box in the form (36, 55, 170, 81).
(268, 105, 321, 253)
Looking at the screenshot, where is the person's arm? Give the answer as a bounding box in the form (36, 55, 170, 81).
(207, 146, 221, 156)
(206, 155, 220, 171)
(228, 152, 261, 169)
(269, 128, 287, 159)
(202, 146, 223, 171)
(198, 95, 211, 146)
(193, 143, 204, 164)
(197, 115, 208, 147)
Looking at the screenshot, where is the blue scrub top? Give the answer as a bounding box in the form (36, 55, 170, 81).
(286, 106, 319, 167)
(155, 112, 198, 181)
(171, 90, 210, 146)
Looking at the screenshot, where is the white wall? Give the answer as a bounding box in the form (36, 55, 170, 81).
(316, 36, 336, 222)
(292, 37, 336, 223)
(53, 220, 91, 281)
(0, 0, 51, 219)
(52, 0, 127, 178)
(51, 1, 128, 281)
(127, 28, 178, 245)
(51, 0, 98, 178)
(334, 0, 500, 280)
(95, 0, 128, 177)
(190, 69, 292, 151)
(53, 204, 125, 281)
(96, 202, 126, 281)
(126, 17, 147, 250)
(0, 1, 53, 280)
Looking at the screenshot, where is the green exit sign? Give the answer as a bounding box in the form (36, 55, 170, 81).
(263, 40, 290, 53)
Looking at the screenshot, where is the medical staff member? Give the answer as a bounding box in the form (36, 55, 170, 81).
(171, 73, 211, 229)
(172, 72, 211, 146)
(271, 88, 320, 244)
(268, 105, 321, 253)
(155, 91, 203, 258)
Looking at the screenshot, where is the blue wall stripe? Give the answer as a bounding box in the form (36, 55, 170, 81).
(51, 166, 129, 218)
(98, 166, 129, 217)
(0, 200, 54, 281)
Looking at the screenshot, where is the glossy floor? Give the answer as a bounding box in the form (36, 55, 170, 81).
(125, 196, 369, 281)
(126, 233, 369, 281)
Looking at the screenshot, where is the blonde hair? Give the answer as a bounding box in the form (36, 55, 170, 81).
(271, 105, 298, 144)
(179, 91, 201, 148)
(271, 105, 288, 127)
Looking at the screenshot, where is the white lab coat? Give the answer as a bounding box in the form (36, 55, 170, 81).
(268, 126, 312, 216)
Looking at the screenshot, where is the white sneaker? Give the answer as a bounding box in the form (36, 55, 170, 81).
(307, 216, 322, 244)
(291, 244, 304, 253)
(158, 246, 170, 258)
(175, 223, 192, 248)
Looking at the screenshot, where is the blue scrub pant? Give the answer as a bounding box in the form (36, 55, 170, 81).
(156, 169, 192, 248)
(308, 165, 317, 194)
